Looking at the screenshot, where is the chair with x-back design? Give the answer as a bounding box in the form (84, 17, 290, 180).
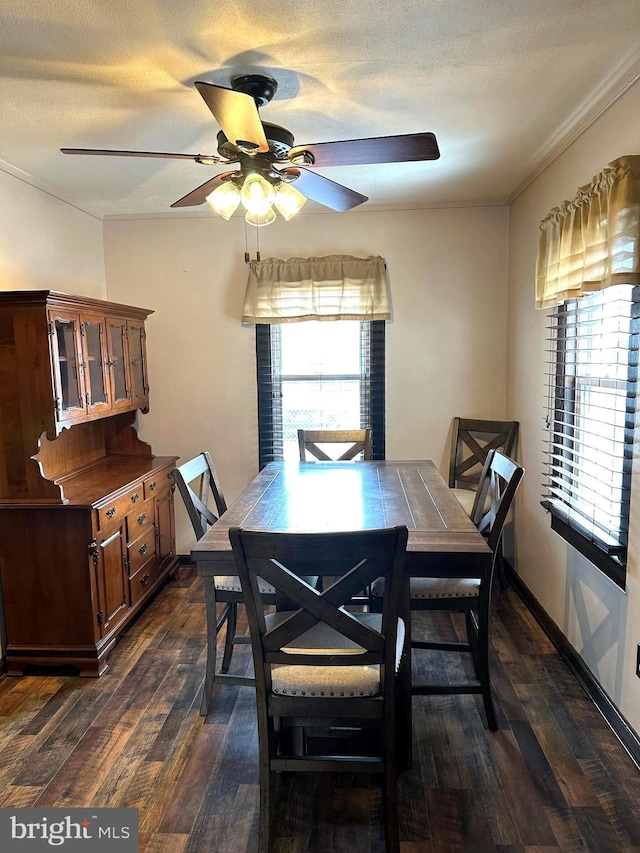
(297, 428, 372, 461)
(399, 450, 524, 730)
(170, 452, 278, 715)
(230, 525, 409, 853)
(448, 417, 519, 516)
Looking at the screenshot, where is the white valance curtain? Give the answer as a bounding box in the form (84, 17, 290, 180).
(535, 155, 640, 309)
(242, 254, 390, 324)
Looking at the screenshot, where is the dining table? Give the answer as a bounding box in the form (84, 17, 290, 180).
(190, 459, 492, 744)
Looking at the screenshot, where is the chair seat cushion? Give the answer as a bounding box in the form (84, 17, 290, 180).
(214, 575, 275, 594)
(409, 576, 480, 599)
(451, 486, 492, 519)
(264, 611, 405, 697)
(215, 575, 319, 595)
(451, 487, 476, 516)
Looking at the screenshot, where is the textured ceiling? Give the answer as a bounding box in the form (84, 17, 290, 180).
(1, 0, 639, 218)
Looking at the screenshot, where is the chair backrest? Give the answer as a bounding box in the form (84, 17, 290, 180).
(471, 449, 524, 556)
(169, 452, 227, 541)
(229, 526, 408, 693)
(298, 428, 372, 461)
(448, 417, 519, 490)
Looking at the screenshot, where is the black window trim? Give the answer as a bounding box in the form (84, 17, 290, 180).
(256, 320, 386, 468)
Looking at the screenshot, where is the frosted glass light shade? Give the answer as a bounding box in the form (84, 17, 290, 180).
(206, 181, 241, 219)
(245, 208, 277, 227)
(273, 182, 307, 220)
(240, 173, 275, 216)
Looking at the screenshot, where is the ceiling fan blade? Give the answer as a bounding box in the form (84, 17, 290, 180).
(289, 132, 440, 167)
(194, 81, 269, 153)
(279, 168, 368, 212)
(61, 147, 220, 163)
(170, 171, 239, 208)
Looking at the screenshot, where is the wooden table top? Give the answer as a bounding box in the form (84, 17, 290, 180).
(191, 460, 491, 576)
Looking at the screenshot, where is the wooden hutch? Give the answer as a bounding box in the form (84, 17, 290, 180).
(0, 290, 178, 676)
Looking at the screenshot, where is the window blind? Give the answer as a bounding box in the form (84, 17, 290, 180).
(542, 284, 639, 587)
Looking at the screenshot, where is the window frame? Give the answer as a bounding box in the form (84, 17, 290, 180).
(542, 285, 639, 589)
(256, 320, 385, 468)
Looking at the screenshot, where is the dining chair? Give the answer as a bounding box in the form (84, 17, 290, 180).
(229, 525, 409, 853)
(297, 428, 372, 461)
(372, 450, 524, 730)
(449, 417, 519, 516)
(169, 452, 278, 715)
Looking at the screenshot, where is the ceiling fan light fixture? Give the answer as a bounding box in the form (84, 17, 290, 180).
(273, 181, 307, 220)
(245, 207, 276, 227)
(240, 172, 275, 217)
(205, 181, 241, 219)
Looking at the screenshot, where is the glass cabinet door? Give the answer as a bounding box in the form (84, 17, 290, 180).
(127, 322, 149, 409)
(106, 318, 131, 410)
(49, 311, 86, 422)
(82, 317, 110, 414)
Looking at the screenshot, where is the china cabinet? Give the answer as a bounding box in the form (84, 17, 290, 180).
(0, 290, 177, 676)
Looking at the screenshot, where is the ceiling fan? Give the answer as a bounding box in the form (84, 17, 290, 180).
(62, 74, 440, 224)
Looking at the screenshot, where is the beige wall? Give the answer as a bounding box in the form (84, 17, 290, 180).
(0, 169, 106, 296)
(507, 79, 640, 730)
(103, 205, 509, 553)
(0, 168, 106, 656)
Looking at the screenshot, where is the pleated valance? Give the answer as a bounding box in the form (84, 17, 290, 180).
(535, 155, 640, 309)
(242, 254, 390, 324)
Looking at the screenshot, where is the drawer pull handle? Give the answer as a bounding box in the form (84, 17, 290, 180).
(140, 572, 150, 586)
(136, 513, 147, 525)
(131, 492, 140, 503)
(138, 543, 148, 556)
(106, 507, 117, 519)
(148, 481, 157, 491)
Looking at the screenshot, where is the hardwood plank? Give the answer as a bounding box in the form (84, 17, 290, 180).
(142, 833, 188, 853)
(523, 699, 601, 807)
(509, 721, 568, 809)
(578, 754, 640, 846)
(572, 805, 631, 853)
(425, 789, 463, 852)
(544, 805, 593, 853)
(158, 723, 227, 835)
(488, 730, 557, 846)
(0, 785, 43, 808)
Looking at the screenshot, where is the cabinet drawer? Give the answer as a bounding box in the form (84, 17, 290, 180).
(97, 484, 144, 530)
(126, 497, 155, 540)
(127, 525, 156, 575)
(143, 469, 170, 499)
(129, 559, 158, 607)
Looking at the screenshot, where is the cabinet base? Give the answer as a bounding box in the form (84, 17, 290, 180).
(5, 640, 117, 677)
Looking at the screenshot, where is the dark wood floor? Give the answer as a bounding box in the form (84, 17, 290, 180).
(0, 567, 638, 852)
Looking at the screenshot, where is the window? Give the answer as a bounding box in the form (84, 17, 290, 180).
(256, 320, 385, 465)
(542, 284, 639, 588)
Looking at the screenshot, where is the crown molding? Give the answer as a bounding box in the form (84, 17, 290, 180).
(508, 53, 640, 204)
(0, 157, 103, 220)
(102, 198, 508, 222)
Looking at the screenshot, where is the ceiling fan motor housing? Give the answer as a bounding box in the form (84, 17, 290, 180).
(231, 74, 278, 107)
